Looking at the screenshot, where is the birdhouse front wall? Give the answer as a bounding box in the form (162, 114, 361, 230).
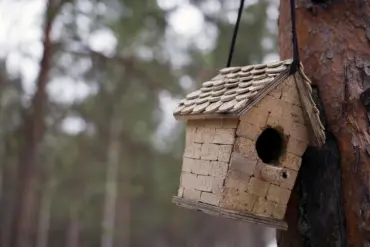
(220, 76, 310, 220)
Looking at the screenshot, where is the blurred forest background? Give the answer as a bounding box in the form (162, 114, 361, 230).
(0, 0, 281, 246)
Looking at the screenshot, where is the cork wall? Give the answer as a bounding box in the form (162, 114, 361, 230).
(178, 76, 309, 221)
(219, 76, 309, 220)
(178, 118, 238, 206)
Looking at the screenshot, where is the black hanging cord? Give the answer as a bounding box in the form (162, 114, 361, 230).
(289, 0, 301, 74)
(226, 0, 245, 67)
(226, 0, 301, 72)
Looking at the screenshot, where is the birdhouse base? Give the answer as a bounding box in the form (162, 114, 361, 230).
(172, 196, 288, 230)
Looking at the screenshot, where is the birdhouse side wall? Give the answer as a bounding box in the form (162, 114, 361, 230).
(178, 118, 238, 206)
(219, 76, 310, 220)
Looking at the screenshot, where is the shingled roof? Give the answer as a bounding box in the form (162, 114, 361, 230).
(174, 59, 294, 117)
(173, 59, 326, 147)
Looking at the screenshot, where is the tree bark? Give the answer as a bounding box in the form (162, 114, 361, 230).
(66, 208, 80, 247)
(117, 194, 131, 247)
(0, 111, 5, 202)
(0, 187, 15, 247)
(0, 88, 10, 247)
(278, 0, 370, 246)
(35, 176, 56, 247)
(100, 117, 121, 247)
(10, 1, 60, 246)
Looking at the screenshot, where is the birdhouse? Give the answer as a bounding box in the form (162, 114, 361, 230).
(172, 59, 325, 230)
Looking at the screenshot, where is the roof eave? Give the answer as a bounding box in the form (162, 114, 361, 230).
(173, 112, 240, 121)
(294, 68, 326, 147)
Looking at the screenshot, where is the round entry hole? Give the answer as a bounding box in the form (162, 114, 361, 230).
(255, 127, 284, 164)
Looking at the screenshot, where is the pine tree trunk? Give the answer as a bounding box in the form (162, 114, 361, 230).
(278, 1, 370, 246)
(0, 138, 4, 202)
(114, 154, 131, 247)
(114, 192, 131, 247)
(66, 208, 80, 247)
(120, 196, 131, 247)
(35, 177, 55, 247)
(10, 1, 58, 246)
(0, 188, 15, 247)
(100, 118, 121, 247)
(0, 95, 9, 247)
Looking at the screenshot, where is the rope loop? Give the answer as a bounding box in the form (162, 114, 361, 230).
(226, 0, 300, 73)
(226, 0, 245, 67)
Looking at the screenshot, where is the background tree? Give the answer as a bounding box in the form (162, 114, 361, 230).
(9, 0, 63, 246)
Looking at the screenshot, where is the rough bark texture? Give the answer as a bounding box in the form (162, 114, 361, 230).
(278, 0, 370, 246)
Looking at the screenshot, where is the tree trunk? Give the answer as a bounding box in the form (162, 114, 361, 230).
(100, 118, 121, 247)
(113, 148, 131, 247)
(120, 195, 131, 247)
(35, 177, 55, 247)
(66, 208, 80, 247)
(0, 94, 10, 247)
(278, 0, 370, 246)
(9, 1, 60, 246)
(0, 188, 15, 247)
(0, 129, 4, 202)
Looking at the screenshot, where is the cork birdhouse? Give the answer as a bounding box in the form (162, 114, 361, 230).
(172, 59, 326, 230)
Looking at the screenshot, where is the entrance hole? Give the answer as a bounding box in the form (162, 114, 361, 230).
(255, 127, 284, 164)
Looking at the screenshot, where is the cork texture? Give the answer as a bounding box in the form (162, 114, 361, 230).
(178, 119, 236, 206)
(177, 77, 307, 221)
(219, 77, 306, 220)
